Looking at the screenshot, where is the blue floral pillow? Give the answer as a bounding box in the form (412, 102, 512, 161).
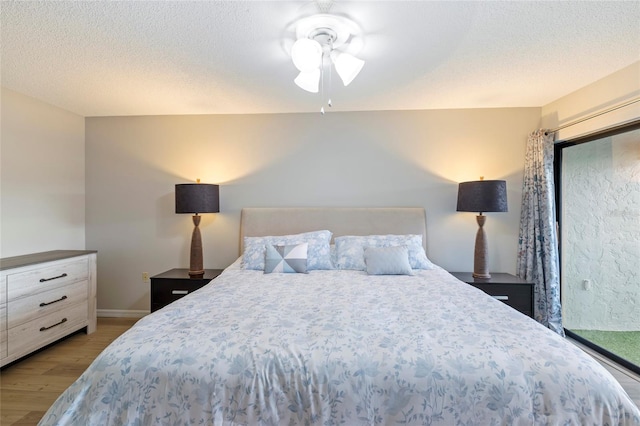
(242, 230, 333, 270)
(264, 243, 308, 274)
(335, 234, 435, 270)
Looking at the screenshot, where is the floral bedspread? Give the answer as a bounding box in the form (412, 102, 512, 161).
(40, 262, 640, 425)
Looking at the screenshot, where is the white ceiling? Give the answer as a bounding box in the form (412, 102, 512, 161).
(1, 1, 639, 117)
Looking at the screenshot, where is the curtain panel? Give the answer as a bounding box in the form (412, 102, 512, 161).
(517, 129, 564, 335)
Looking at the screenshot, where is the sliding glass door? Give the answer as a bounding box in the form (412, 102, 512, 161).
(556, 123, 640, 372)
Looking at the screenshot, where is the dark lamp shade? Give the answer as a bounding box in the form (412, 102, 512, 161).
(175, 183, 220, 214)
(456, 180, 507, 213)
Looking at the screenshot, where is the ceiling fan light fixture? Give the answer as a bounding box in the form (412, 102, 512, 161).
(330, 51, 365, 86)
(287, 12, 364, 111)
(294, 69, 321, 93)
(291, 38, 323, 72)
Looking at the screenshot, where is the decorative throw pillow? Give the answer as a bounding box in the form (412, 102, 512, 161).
(264, 243, 308, 274)
(364, 245, 413, 275)
(242, 230, 333, 270)
(335, 234, 435, 270)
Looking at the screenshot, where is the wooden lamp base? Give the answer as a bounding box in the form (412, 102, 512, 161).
(188, 214, 205, 278)
(473, 214, 491, 279)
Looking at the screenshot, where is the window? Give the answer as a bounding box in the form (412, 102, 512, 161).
(555, 121, 640, 374)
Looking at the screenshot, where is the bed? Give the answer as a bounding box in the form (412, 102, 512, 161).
(40, 208, 639, 425)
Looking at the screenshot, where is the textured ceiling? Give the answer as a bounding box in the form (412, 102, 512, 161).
(1, 1, 639, 117)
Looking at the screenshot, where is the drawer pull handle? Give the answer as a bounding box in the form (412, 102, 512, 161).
(39, 317, 67, 332)
(493, 295, 509, 301)
(40, 273, 68, 283)
(172, 290, 189, 295)
(39, 295, 68, 307)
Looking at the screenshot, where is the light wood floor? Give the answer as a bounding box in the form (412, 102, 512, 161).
(1, 318, 638, 425)
(1, 317, 138, 425)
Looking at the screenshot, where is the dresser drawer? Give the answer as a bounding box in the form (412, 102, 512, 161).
(450, 273, 534, 318)
(0, 303, 6, 330)
(7, 302, 88, 358)
(151, 280, 209, 310)
(7, 258, 88, 301)
(150, 269, 223, 313)
(472, 283, 533, 317)
(0, 331, 6, 359)
(0, 277, 6, 305)
(8, 280, 87, 329)
(0, 304, 7, 359)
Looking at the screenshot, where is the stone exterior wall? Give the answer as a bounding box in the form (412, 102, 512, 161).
(561, 129, 639, 331)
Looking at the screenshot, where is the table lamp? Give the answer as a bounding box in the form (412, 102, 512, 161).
(175, 180, 220, 278)
(456, 177, 507, 279)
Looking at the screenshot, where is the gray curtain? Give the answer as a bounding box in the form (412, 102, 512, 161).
(517, 129, 564, 335)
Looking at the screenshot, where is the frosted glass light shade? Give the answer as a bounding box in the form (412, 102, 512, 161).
(291, 38, 323, 72)
(294, 69, 321, 93)
(331, 51, 364, 86)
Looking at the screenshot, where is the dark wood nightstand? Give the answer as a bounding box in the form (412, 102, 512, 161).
(150, 268, 223, 312)
(450, 272, 534, 318)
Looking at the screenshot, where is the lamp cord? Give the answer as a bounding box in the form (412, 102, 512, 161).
(327, 39, 333, 108)
(319, 36, 336, 114)
(320, 52, 325, 114)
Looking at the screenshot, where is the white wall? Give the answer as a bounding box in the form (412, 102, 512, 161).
(561, 130, 639, 331)
(1, 88, 86, 257)
(86, 108, 540, 311)
(541, 61, 640, 140)
(4, 60, 638, 313)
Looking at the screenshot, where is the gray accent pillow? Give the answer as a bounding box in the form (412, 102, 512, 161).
(364, 245, 414, 275)
(264, 243, 308, 274)
(335, 234, 435, 270)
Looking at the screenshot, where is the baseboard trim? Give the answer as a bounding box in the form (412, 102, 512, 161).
(97, 309, 149, 319)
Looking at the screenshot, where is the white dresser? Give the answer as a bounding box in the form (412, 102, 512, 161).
(0, 250, 97, 367)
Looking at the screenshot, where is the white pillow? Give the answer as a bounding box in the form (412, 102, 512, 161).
(242, 230, 333, 270)
(335, 234, 435, 270)
(364, 246, 413, 275)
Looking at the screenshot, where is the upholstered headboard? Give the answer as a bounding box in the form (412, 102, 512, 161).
(239, 207, 427, 254)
